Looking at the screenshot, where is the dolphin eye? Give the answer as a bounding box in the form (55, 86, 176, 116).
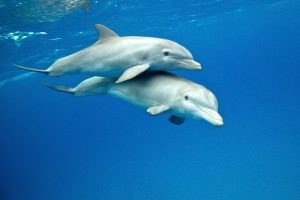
(184, 95, 189, 100)
(163, 51, 170, 56)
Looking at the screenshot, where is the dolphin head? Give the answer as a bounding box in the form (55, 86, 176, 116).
(172, 85, 223, 126)
(145, 39, 201, 71)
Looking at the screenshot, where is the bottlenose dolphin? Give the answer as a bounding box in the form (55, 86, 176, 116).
(44, 71, 223, 126)
(16, 24, 201, 83)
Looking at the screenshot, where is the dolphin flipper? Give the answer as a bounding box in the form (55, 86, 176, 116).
(168, 115, 185, 125)
(116, 63, 150, 83)
(147, 104, 170, 115)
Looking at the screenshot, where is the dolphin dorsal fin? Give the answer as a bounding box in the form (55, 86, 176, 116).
(94, 24, 119, 44)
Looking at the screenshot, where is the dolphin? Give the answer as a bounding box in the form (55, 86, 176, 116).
(44, 71, 223, 126)
(15, 24, 201, 83)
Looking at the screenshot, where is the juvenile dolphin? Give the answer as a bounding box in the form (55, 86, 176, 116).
(16, 24, 201, 83)
(44, 71, 223, 126)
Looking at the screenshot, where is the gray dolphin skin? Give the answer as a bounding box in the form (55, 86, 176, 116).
(16, 24, 201, 83)
(44, 71, 223, 126)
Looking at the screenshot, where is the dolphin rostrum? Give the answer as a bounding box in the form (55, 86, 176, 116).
(44, 71, 223, 126)
(16, 24, 201, 83)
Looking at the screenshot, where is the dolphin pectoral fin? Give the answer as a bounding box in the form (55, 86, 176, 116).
(147, 104, 170, 115)
(115, 64, 150, 83)
(168, 115, 185, 125)
(94, 24, 119, 44)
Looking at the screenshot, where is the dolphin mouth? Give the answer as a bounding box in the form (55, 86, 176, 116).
(175, 58, 202, 70)
(192, 102, 223, 126)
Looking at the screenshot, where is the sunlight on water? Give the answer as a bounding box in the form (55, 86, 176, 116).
(0, 72, 34, 87)
(12, 0, 90, 23)
(0, 31, 47, 43)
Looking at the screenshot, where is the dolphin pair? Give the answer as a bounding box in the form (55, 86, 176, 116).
(16, 24, 222, 126)
(16, 24, 201, 83)
(45, 71, 223, 126)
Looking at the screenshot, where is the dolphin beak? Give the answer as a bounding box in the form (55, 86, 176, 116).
(198, 106, 223, 126)
(175, 58, 202, 70)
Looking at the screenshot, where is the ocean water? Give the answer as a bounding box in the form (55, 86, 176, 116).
(0, 0, 300, 199)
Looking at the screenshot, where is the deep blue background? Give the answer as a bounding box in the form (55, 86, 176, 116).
(0, 1, 299, 199)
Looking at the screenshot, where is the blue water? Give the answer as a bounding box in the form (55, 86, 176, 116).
(1, 0, 300, 199)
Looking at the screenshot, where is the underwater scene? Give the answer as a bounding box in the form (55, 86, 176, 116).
(0, 0, 299, 199)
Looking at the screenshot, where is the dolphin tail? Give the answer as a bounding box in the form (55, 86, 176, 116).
(43, 76, 113, 96)
(43, 84, 74, 94)
(15, 64, 49, 74)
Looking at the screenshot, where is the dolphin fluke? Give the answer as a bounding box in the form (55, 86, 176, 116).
(15, 64, 49, 74)
(43, 76, 113, 96)
(43, 84, 74, 94)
